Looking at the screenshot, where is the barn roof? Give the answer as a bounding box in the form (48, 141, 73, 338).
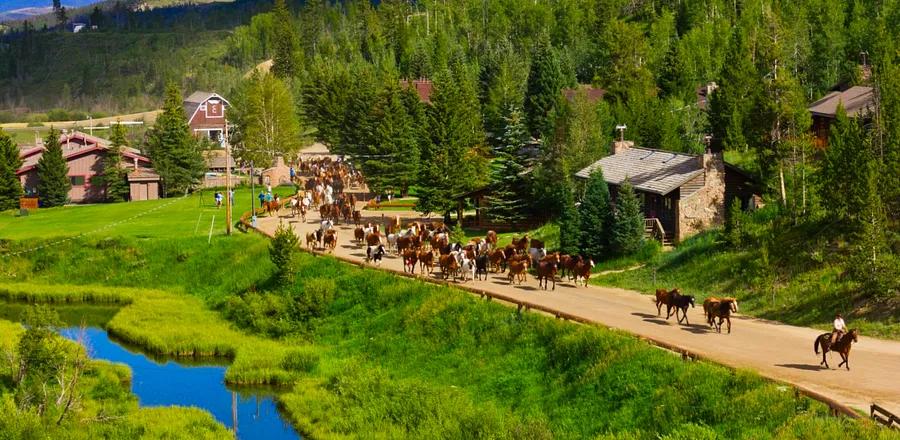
(808, 86, 874, 118)
(183, 91, 231, 122)
(575, 146, 704, 196)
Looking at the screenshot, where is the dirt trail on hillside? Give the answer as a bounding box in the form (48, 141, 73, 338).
(255, 148, 900, 418)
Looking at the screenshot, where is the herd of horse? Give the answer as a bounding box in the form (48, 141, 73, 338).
(346, 221, 597, 290)
(269, 156, 862, 371)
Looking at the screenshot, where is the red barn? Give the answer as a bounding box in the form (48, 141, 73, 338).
(17, 131, 159, 203)
(183, 91, 230, 143)
(399, 79, 433, 104)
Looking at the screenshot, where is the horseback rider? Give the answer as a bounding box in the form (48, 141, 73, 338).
(831, 313, 847, 345)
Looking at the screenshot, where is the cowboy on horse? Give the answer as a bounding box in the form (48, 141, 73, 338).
(831, 313, 847, 345)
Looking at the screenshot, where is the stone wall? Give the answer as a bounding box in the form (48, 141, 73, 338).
(676, 152, 726, 242)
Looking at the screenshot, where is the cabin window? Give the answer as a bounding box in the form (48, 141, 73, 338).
(70, 176, 86, 186)
(664, 196, 672, 210)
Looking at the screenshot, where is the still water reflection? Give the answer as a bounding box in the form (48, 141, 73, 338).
(60, 327, 300, 440)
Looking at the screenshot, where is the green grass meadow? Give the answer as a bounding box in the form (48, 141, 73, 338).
(0, 196, 898, 438)
(0, 186, 295, 241)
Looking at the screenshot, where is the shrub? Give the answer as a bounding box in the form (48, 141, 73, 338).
(293, 277, 336, 320)
(269, 222, 299, 285)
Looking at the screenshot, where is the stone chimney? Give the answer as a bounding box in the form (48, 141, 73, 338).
(612, 140, 634, 155)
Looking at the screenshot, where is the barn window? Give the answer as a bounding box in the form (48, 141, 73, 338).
(664, 196, 672, 210)
(70, 176, 85, 186)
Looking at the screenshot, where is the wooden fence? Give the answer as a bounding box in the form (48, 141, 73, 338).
(872, 404, 899, 429)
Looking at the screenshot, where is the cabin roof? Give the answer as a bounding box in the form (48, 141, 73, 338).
(562, 85, 606, 103)
(575, 147, 705, 196)
(808, 86, 874, 118)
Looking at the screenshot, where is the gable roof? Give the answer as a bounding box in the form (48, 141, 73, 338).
(183, 91, 231, 122)
(808, 86, 874, 118)
(575, 147, 704, 195)
(17, 131, 149, 175)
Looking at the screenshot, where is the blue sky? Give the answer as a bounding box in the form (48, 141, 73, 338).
(0, 1, 102, 14)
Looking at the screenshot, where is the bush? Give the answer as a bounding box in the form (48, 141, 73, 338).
(269, 222, 299, 285)
(293, 277, 336, 320)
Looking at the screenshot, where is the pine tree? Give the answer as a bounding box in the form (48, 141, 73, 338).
(524, 39, 564, 138)
(146, 83, 205, 196)
(270, 222, 299, 284)
(362, 81, 420, 196)
(417, 65, 487, 217)
(485, 107, 528, 222)
(271, 0, 301, 79)
(820, 106, 870, 221)
(95, 123, 131, 202)
(578, 169, 613, 259)
(36, 128, 70, 207)
(610, 179, 645, 256)
(708, 28, 759, 151)
(557, 172, 580, 256)
(0, 129, 23, 211)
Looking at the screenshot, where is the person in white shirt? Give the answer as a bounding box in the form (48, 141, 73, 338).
(831, 313, 847, 345)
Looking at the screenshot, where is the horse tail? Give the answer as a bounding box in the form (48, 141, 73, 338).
(814, 336, 821, 355)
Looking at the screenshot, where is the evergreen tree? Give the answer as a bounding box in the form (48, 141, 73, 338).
(557, 172, 580, 256)
(578, 169, 613, 259)
(485, 107, 528, 222)
(270, 222, 299, 284)
(271, 0, 301, 79)
(36, 128, 70, 207)
(146, 83, 205, 196)
(417, 65, 487, 217)
(0, 129, 23, 211)
(820, 106, 870, 221)
(610, 179, 645, 256)
(95, 123, 131, 202)
(362, 81, 420, 196)
(525, 39, 564, 138)
(708, 28, 759, 151)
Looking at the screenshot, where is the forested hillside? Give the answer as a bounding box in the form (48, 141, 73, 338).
(2, 0, 898, 317)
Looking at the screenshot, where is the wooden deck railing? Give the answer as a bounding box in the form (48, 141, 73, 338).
(644, 218, 666, 242)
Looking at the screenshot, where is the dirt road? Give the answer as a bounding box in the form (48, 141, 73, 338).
(256, 210, 900, 418)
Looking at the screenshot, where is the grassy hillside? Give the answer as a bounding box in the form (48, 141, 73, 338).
(593, 215, 900, 340)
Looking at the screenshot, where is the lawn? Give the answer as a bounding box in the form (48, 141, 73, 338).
(0, 186, 295, 241)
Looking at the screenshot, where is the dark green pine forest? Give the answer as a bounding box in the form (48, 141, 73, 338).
(1, 0, 898, 330)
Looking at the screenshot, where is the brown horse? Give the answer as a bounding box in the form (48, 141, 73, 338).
(814, 329, 859, 370)
(704, 297, 738, 333)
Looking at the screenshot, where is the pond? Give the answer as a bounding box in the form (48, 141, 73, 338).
(60, 327, 300, 440)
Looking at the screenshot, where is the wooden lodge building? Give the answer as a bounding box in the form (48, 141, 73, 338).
(808, 85, 874, 148)
(184, 91, 230, 143)
(17, 131, 160, 203)
(576, 140, 759, 245)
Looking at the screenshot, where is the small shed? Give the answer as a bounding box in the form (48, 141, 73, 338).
(128, 170, 161, 201)
(399, 79, 433, 104)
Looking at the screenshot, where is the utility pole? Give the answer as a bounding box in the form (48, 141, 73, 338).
(224, 123, 233, 235)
